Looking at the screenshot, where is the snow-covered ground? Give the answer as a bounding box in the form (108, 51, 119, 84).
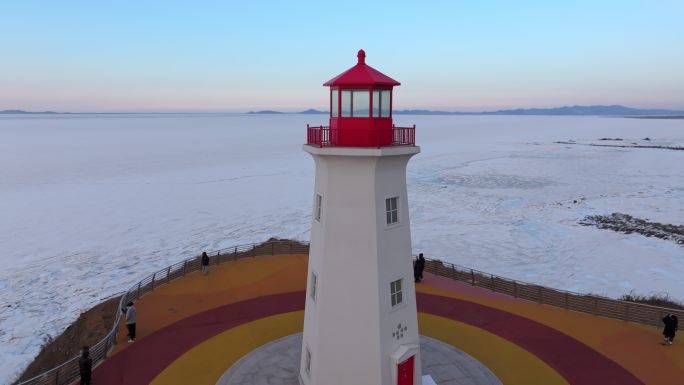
(1, 114, 683, 383)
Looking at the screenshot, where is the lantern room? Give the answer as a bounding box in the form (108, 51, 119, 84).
(306, 50, 415, 148)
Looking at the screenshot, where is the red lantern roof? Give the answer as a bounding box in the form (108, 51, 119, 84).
(323, 50, 401, 87)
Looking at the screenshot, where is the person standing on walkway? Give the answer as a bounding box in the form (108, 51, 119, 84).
(662, 313, 678, 345)
(78, 346, 92, 385)
(413, 258, 421, 283)
(201, 251, 210, 275)
(417, 253, 426, 281)
(125, 301, 137, 342)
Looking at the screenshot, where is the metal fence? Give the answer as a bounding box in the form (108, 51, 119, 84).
(20, 243, 682, 384)
(423, 258, 683, 327)
(18, 240, 309, 385)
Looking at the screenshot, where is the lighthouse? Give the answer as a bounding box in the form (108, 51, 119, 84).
(300, 50, 421, 385)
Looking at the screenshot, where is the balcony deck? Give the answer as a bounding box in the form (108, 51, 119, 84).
(306, 124, 415, 148)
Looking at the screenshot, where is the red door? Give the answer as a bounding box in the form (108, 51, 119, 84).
(397, 355, 414, 385)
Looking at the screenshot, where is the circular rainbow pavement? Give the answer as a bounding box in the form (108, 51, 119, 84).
(215, 333, 502, 385)
(92, 254, 683, 385)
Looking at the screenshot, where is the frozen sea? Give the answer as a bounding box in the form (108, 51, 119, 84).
(1, 113, 683, 383)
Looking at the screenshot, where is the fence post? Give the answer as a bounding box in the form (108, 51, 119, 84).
(54, 365, 60, 385)
(166, 266, 171, 283)
(538, 286, 542, 304)
(183, 260, 187, 276)
(490, 274, 495, 291)
(151, 273, 156, 290)
(625, 303, 630, 321)
(217, 251, 220, 265)
(470, 269, 475, 285)
(451, 264, 456, 279)
(272, 242, 275, 255)
(234, 246, 238, 260)
(513, 281, 518, 298)
(252, 245, 255, 258)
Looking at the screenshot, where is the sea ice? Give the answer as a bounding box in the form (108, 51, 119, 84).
(1, 113, 683, 383)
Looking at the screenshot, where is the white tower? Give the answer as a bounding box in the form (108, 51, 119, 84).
(300, 50, 421, 385)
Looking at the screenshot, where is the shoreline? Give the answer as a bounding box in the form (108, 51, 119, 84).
(16, 296, 120, 384)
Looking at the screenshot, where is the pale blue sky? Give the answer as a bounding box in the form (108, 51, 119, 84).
(1, 1, 683, 112)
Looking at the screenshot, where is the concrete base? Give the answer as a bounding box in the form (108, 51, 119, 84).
(217, 333, 501, 385)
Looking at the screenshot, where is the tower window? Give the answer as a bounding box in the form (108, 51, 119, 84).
(315, 194, 323, 222)
(305, 346, 312, 375)
(310, 272, 318, 301)
(380, 90, 391, 117)
(340, 89, 371, 117)
(372, 90, 391, 117)
(390, 278, 403, 307)
(385, 197, 399, 225)
(351, 90, 370, 117)
(331, 89, 339, 118)
(341, 90, 352, 117)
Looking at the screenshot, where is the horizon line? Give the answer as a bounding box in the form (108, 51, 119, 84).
(3, 104, 684, 115)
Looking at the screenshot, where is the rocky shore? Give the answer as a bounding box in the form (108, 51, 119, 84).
(556, 141, 684, 151)
(580, 213, 684, 245)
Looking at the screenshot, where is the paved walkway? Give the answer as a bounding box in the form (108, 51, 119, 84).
(92, 253, 684, 385)
(216, 333, 502, 385)
(418, 275, 682, 385)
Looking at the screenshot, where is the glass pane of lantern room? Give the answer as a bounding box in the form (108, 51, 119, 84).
(372, 91, 380, 117)
(352, 90, 370, 117)
(331, 90, 338, 118)
(380, 90, 391, 117)
(341, 90, 352, 117)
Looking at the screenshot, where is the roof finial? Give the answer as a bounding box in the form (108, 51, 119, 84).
(357, 49, 366, 64)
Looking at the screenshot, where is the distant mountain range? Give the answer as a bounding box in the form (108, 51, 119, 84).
(247, 109, 325, 115)
(4, 105, 684, 116)
(0, 109, 59, 114)
(248, 105, 684, 116)
(474, 105, 684, 116)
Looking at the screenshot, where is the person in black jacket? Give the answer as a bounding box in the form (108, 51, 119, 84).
(417, 253, 426, 281)
(662, 314, 678, 345)
(78, 346, 92, 385)
(413, 259, 421, 283)
(201, 251, 209, 275)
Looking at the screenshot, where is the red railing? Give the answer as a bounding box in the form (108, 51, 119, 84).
(392, 125, 415, 146)
(306, 124, 416, 148)
(307, 125, 334, 147)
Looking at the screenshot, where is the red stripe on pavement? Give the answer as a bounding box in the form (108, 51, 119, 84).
(93, 291, 306, 385)
(417, 293, 644, 385)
